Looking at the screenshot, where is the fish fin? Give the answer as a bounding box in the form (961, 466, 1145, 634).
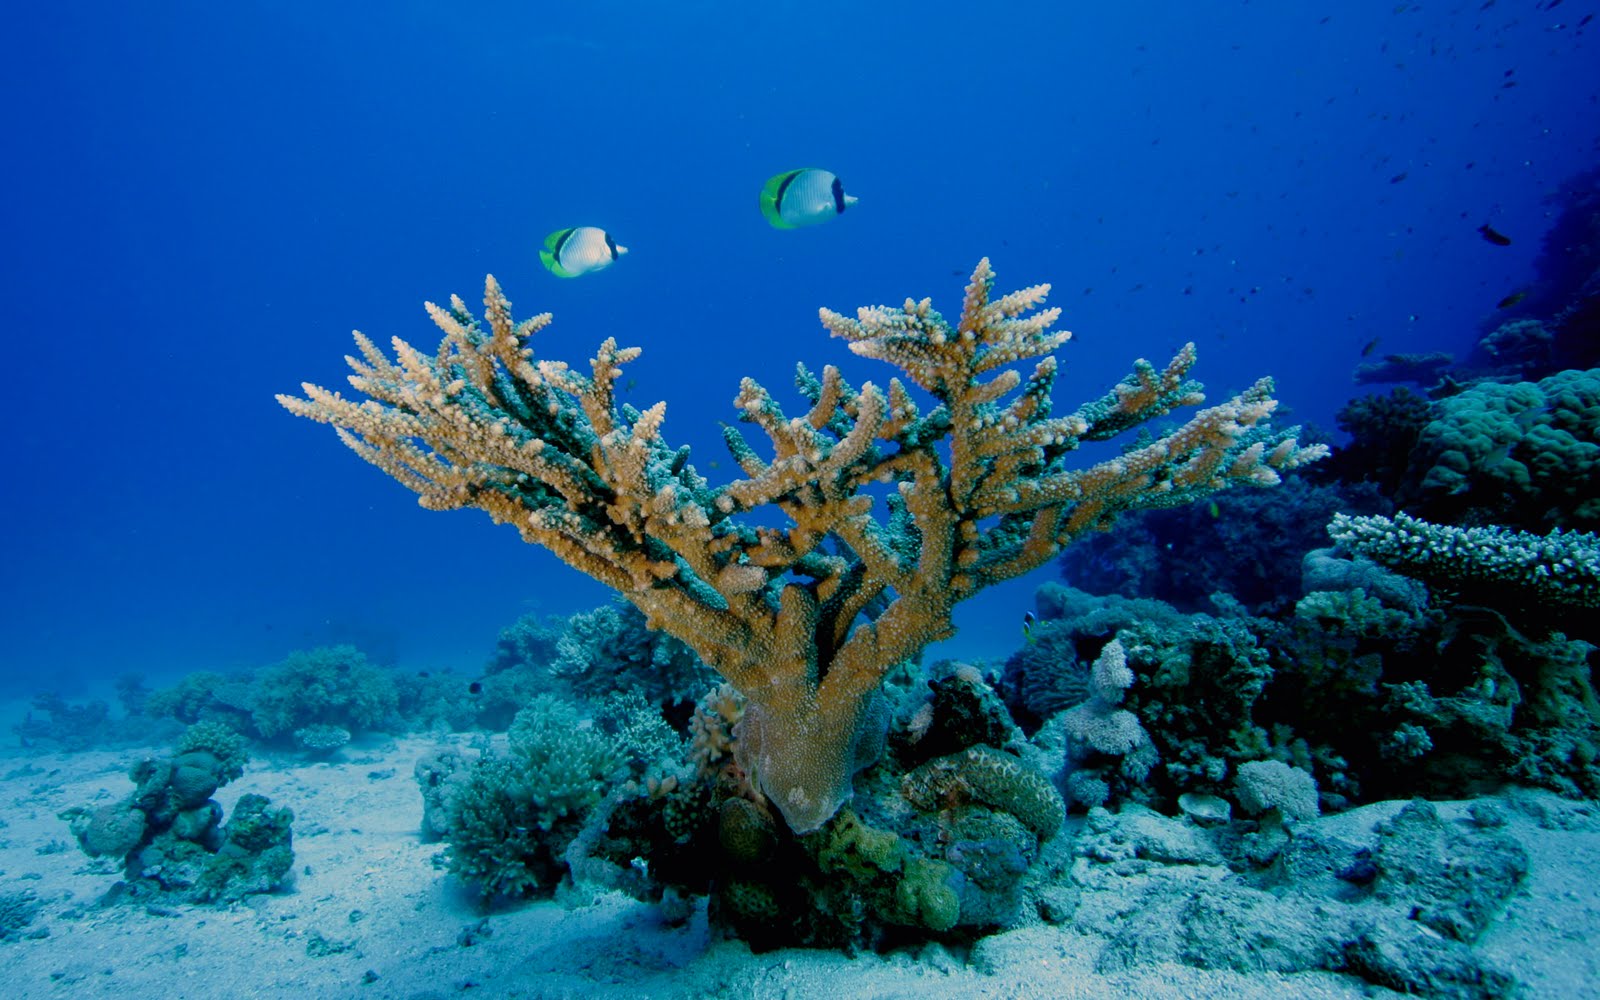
(760, 170, 802, 229)
(540, 228, 578, 277)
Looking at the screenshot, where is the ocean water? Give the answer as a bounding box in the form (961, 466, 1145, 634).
(2, 2, 1594, 688)
(3, 3, 1599, 996)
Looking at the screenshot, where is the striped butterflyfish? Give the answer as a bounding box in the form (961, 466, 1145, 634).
(539, 226, 628, 277)
(759, 168, 857, 229)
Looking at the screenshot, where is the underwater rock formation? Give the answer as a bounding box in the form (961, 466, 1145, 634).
(59, 723, 294, 904)
(1071, 795, 1529, 999)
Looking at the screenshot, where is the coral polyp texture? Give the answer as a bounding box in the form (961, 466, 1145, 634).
(278, 259, 1325, 832)
(1329, 511, 1600, 610)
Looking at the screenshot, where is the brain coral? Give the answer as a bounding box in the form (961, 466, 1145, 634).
(1403, 368, 1600, 530)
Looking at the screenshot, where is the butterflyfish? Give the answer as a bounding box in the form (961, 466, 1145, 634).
(540, 226, 628, 277)
(759, 168, 857, 229)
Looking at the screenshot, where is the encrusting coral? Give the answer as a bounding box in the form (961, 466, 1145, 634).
(279, 259, 1325, 832)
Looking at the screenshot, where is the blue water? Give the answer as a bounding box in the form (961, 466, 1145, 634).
(1, 1, 1595, 692)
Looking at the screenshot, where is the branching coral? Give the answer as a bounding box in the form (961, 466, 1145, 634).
(443, 696, 622, 897)
(1328, 511, 1600, 610)
(250, 645, 397, 740)
(280, 259, 1323, 831)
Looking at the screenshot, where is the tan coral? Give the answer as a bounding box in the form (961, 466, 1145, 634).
(280, 260, 1324, 832)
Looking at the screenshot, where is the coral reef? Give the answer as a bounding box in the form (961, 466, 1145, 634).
(433, 696, 624, 898)
(145, 670, 256, 732)
(249, 644, 398, 741)
(1329, 511, 1600, 612)
(1398, 368, 1600, 532)
(13, 694, 108, 751)
(1014, 561, 1600, 813)
(281, 259, 1322, 832)
(1317, 385, 1432, 496)
(1474, 165, 1600, 378)
(1353, 350, 1454, 387)
(12, 693, 148, 751)
(478, 601, 714, 729)
(58, 725, 294, 904)
(141, 645, 408, 745)
(1057, 475, 1382, 615)
(572, 665, 1065, 949)
(390, 667, 482, 733)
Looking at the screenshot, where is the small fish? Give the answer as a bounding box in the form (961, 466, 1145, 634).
(1477, 223, 1512, 246)
(1022, 611, 1037, 645)
(1207, 500, 1221, 519)
(759, 168, 857, 229)
(539, 226, 628, 277)
(1361, 337, 1381, 357)
(1389, 171, 1408, 184)
(468, 681, 482, 695)
(1496, 289, 1529, 309)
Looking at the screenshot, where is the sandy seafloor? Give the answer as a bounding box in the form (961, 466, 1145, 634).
(1, 719, 1596, 1000)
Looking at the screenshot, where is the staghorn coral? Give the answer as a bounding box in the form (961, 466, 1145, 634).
(280, 259, 1324, 832)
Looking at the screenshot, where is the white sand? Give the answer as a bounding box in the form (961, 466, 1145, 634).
(0, 726, 1594, 999)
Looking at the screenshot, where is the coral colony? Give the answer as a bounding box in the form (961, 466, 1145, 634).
(279, 259, 1324, 833)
